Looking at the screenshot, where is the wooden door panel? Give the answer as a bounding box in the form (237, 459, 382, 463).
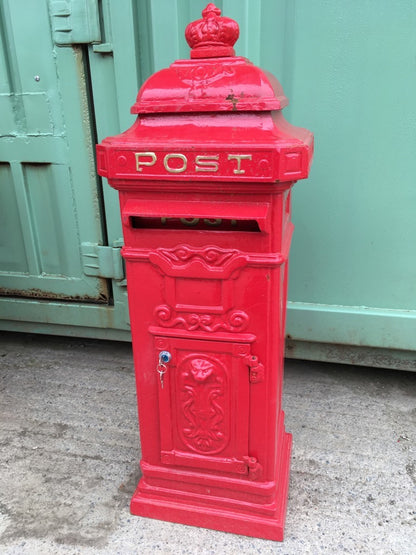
(0, 0, 108, 302)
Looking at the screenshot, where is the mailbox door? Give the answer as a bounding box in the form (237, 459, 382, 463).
(154, 335, 254, 477)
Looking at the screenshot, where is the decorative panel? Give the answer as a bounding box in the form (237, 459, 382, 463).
(156, 336, 251, 475)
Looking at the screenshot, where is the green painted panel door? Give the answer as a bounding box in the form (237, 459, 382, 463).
(1, 0, 415, 367)
(0, 0, 108, 302)
(94, 0, 416, 365)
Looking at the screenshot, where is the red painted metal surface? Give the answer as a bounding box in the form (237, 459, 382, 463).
(97, 3, 313, 541)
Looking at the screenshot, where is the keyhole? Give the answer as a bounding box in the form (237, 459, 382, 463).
(159, 351, 171, 364)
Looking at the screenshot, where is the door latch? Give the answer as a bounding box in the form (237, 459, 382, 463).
(244, 354, 265, 384)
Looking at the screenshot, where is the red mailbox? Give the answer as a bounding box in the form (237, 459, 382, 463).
(97, 3, 313, 541)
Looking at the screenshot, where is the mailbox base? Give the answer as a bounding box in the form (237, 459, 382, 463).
(130, 432, 292, 541)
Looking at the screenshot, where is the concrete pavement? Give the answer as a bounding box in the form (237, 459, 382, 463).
(0, 331, 415, 554)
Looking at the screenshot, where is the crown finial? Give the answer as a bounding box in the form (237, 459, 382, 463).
(185, 3, 239, 59)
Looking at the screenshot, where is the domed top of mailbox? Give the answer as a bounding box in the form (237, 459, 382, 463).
(131, 3, 288, 115)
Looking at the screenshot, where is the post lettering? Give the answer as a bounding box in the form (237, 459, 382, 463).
(164, 153, 187, 173)
(228, 154, 252, 175)
(195, 155, 219, 172)
(134, 151, 255, 176)
(180, 218, 199, 226)
(135, 152, 157, 172)
(203, 218, 222, 226)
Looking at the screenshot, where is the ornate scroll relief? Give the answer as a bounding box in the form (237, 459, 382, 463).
(149, 245, 249, 279)
(161, 245, 235, 266)
(179, 355, 229, 454)
(155, 305, 249, 333)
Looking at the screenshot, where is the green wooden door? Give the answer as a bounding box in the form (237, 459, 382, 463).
(0, 0, 108, 301)
(90, 0, 416, 368)
(1, 0, 415, 368)
(0, 0, 130, 339)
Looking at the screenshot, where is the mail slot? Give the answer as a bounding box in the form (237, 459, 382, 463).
(97, 3, 313, 541)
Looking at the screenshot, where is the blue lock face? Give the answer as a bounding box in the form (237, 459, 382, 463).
(159, 351, 171, 364)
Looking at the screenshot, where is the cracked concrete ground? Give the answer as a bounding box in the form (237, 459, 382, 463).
(0, 331, 415, 554)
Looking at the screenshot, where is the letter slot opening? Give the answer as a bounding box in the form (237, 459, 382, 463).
(122, 200, 271, 233)
(130, 217, 261, 232)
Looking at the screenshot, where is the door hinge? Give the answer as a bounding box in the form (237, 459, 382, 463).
(81, 242, 124, 280)
(49, 0, 101, 45)
(245, 354, 265, 384)
(243, 456, 263, 481)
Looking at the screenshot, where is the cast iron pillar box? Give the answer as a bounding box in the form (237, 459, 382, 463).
(97, 3, 313, 541)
